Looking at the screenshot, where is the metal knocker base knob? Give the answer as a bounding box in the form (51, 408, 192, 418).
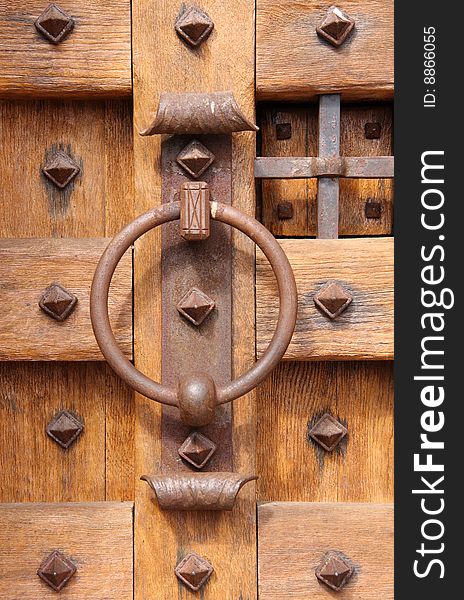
(178, 373, 217, 426)
(90, 200, 297, 425)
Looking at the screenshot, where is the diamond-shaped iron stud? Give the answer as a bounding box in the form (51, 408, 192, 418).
(175, 6, 214, 47)
(314, 281, 352, 319)
(42, 150, 80, 189)
(277, 201, 294, 220)
(309, 413, 347, 452)
(39, 282, 78, 321)
(37, 550, 77, 591)
(175, 552, 214, 592)
(177, 287, 215, 326)
(178, 431, 217, 469)
(365, 122, 382, 139)
(315, 551, 354, 591)
(46, 410, 84, 449)
(177, 140, 215, 179)
(276, 122, 292, 140)
(365, 199, 382, 219)
(35, 4, 74, 45)
(316, 6, 355, 47)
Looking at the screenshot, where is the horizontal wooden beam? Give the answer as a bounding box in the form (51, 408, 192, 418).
(0, 238, 132, 360)
(0, 1, 131, 98)
(258, 502, 393, 599)
(256, 238, 393, 360)
(256, 0, 393, 101)
(0, 502, 133, 598)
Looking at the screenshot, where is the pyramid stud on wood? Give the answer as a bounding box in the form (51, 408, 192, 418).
(316, 551, 354, 591)
(39, 282, 78, 321)
(178, 431, 217, 469)
(277, 201, 294, 220)
(365, 199, 382, 219)
(35, 4, 74, 45)
(177, 287, 215, 326)
(365, 122, 382, 139)
(177, 140, 215, 179)
(175, 552, 214, 591)
(42, 150, 80, 189)
(309, 413, 347, 451)
(316, 6, 355, 47)
(46, 410, 84, 449)
(314, 281, 352, 319)
(37, 550, 77, 591)
(175, 6, 214, 47)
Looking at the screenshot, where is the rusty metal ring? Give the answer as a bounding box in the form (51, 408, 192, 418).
(90, 201, 297, 422)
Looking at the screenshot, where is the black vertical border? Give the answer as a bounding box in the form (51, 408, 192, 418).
(395, 1, 460, 597)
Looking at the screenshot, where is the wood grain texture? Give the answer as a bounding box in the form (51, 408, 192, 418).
(0, 97, 134, 502)
(0, 99, 133, 238)
(260, 105, 318, 237)
(0, 238, 132, 360)
(260, 103, 393, 236)
(132, 0, 256, 598)
(257, 238, 394, 360)
(0, 502, 133, 598)
(257, 361, 393, 502)
(0, 362, 134, 503)
(257, 0, 393, 101)
(0, 2, 131, 98)
(258, 502, 393, 599)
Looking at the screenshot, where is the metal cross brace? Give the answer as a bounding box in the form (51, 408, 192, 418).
(255, 94, 394, 239)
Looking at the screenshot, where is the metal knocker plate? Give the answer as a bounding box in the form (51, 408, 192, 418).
(90, 200, 297, 425)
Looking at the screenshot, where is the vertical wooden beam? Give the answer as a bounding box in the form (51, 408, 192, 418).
(132, 1, 256, 598)
(0, 99, 134, 504)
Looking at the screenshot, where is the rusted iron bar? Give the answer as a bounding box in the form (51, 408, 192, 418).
(317, 94, 341, 239)
(254, 156, 394, 179)
(255, 94, 394, 239)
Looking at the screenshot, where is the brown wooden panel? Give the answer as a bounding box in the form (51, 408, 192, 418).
(258, 502, 393, 599)
(0, 362, 133, 503)
(257, 238, 394, 360)
(0, 502, 133, 598)
(0, 91, 134, 504)
(132, 0, 256, 597)
(340, 103, 393, 234)
(0, 2, 131, 98)
(0, 238, 132, 360)
(257, 361, 393, 502)
(260, 105, 318, 236)
(0, 99, 133, 238)
(257, 0, 393, 101)
(260, 103, 393, 236)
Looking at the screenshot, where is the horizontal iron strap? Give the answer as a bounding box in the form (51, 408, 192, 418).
(254, 156, 394, 179)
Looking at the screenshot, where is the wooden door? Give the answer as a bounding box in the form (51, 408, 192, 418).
(0, 1, 393, 598)
(255, 0, 394, 597)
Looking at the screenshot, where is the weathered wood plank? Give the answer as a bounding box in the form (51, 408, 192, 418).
(0, 97, 134, 503)
(0, 2, 131, 98)
(256, 0, 393, 101)
(258, 502, 393, 599)
(260, 103, 393, 236)
(0, 238, 132, 360)
(260, 105, 318, 236)
(0, 100, 133, 238)
(0, 362, 134, 503)
(257, 238, 394, 360)
(132, 0, 256, 598)
(0, 502, 133, 598)
(257, 361, 393, 502)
